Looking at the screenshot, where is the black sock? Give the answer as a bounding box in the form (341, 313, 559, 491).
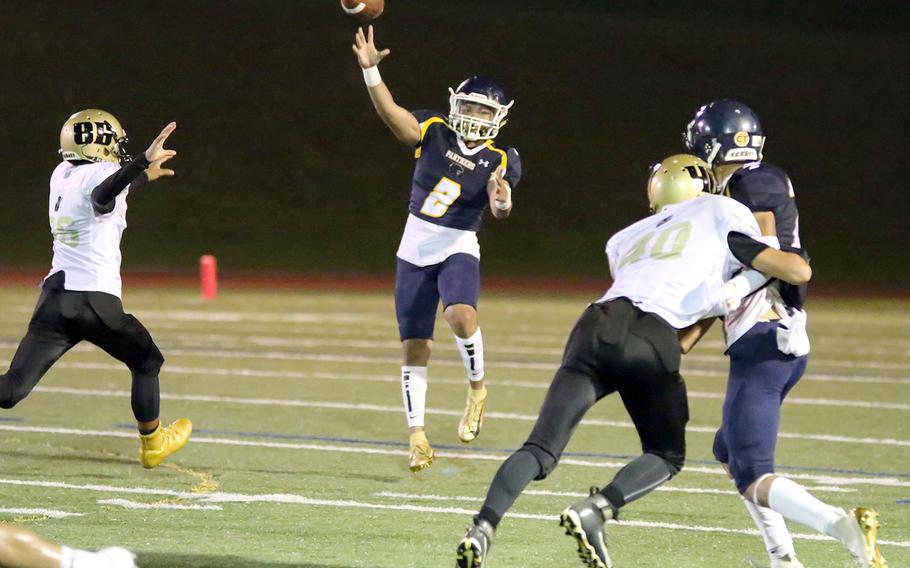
(131, 371, 160, 423)
(138, 423, 159, 436)
(598, 453, 675, 513)
(476, 450, 542, 529)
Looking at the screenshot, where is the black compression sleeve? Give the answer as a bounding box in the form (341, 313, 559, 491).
(727, 231, 771, 268)
(91, 155, 150, 214)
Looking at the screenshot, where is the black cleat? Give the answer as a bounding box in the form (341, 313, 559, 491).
(456, 519, 494, 568)
(560, 493, 614, 568)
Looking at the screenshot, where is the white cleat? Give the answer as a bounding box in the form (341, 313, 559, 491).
(828, 508, 872, 567)
(771, 556, 805, 568)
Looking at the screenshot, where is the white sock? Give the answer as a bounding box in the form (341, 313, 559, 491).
(741, 496, 796, 560)
(767, 477, 842, 536)
(454, 328, 484, 381)
(401, 366, 428, 428)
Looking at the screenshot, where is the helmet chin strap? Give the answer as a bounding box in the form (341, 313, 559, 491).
(706, 140, 722, 168)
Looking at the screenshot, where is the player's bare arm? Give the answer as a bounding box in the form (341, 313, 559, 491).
(728, 231, 811, 285)
(487, 166, 512, 219)
(752, 248, 811, 285)
(754, 211, 776, 236)
(678, 317, 716, 354)
(352, 25, 419, 145)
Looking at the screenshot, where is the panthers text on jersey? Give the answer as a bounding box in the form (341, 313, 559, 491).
(599, 194, 760, 329)
(47, 161, 129, 298)
(396, 110, 521, 267)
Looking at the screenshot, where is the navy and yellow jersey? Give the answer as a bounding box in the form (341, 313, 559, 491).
(408, 110, 521, 232)
(725, 161, 808, 308)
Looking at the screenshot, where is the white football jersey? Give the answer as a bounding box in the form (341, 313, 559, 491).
(599, 194, 760, 329)
(46, 161, 129, 298)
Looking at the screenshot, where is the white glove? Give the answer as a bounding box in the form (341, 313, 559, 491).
(720, 279, 747, 314)
(720, 269, 772, 315)
(776, 308, 810, 356)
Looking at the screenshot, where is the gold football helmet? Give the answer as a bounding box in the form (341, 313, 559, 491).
(59, 109, 129, 164)
(647, 154, 716, 213)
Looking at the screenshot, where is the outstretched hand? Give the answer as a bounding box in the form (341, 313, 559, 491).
(145, 155, 175, 182)
(352, 25, 390, 69)
(145, 122, 177, 163)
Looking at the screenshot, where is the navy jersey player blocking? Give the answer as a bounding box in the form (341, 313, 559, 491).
(686, 100, 886, 568)
(352, 26, 521, 472)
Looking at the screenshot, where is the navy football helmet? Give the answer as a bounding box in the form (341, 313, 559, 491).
(684, 100, 765, 166)
(448, 76, 514, 141)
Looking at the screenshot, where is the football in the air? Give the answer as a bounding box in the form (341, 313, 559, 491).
(340, 0, 384, 21)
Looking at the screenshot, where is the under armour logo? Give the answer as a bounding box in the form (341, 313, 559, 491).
(479, 159, 490, 167)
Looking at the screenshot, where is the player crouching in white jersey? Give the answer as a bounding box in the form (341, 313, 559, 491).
(353, 26, 521, 472)
(0, 523, 136, 568)
(456, 155, 811, 568)
(0, 109, 191, 469)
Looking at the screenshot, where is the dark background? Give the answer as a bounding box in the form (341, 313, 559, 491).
(2, 0, 908, 286)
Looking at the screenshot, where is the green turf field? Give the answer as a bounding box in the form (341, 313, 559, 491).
(0, 286, 907, 567)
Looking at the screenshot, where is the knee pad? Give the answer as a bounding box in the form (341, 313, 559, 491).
(647, 449, 685, 477)
(0, 396, 18, 410)
(0, 383, 24, 409)
(131, 346, 164, 376)
(521, 443, 560, 481)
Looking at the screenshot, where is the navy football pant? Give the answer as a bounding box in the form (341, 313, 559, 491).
(394, 253, 480, 340)
(0, 273, 163, 422)
(477, 300, 688, 528)
(713, 321, 808, 494)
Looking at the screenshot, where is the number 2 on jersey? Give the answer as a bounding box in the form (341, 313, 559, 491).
(617, 221, 692, 269)
(419, 177, 462, 218)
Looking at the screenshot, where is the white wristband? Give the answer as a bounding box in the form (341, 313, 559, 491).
(494, 199, 512, 211)
(363, 66, 381, 88)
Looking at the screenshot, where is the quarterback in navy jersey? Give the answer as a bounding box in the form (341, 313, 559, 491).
(685, 100, 885, 568)
(352, 26, 521, 472)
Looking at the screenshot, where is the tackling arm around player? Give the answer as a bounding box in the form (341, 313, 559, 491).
(455, 154, 809, 568)
(353, 26, 520, 472)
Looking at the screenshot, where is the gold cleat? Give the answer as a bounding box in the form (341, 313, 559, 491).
(853, 508, 888, 567)
(458, 386, 487, 443)
(408, 430, 435, 473)
(139, 418, 192, 469)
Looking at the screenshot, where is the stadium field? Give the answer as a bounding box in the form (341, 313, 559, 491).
(0, 285, 907, 567)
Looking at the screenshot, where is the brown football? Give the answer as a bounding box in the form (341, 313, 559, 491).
(340, 0, 384, 21)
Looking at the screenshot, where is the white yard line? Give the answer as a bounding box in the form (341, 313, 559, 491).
(0, 478, 906, 547)
(28, 386, 910, 448)
(3, 340, 909, 375)
(10, 358, 908, 390)
(375, 482, 855, 501)
(97, 498, 222, 511)
(0, 426, 906, 488)
(120, 310, 387, 325)
(0, 507, 82, 519)
(684, 390, 910, 411)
